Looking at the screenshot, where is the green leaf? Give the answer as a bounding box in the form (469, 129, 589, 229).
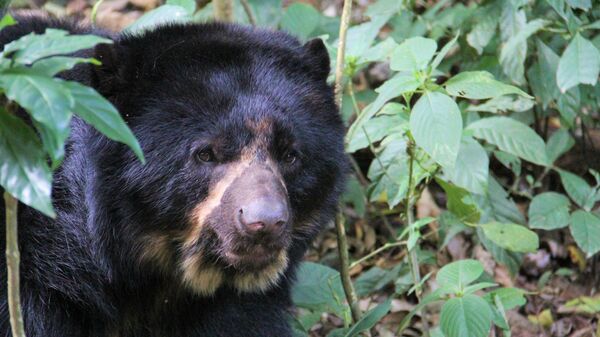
(346, 114, 406, 153)
(445, 71, 531, 99)
(291, 262, 347, 318)
(466, 6, 498, 55)
(0, 14, 16, 30)
(166, 0, 196, 14)
(498, 8, 527, 84)
(556, 87, 580, 127)
(466, 116, 548, 166)
(280, 3, 321, 41)
(0, 109, 55, 217)
(431, 33, 459, 70)
(344, 14, 391, 58)
(436, 259, 484, 293)
(559, 170, 596, 210)
(535, 39, 561, 106)
(480, 222, 539, 253)
(484, 288, 527, 310)
(62, 81, 145, 163)
(125, 5, 190, 34)
(466, 96, 534, 114)
(0, 70, 74, 163)
(499, 19, 547, 85)
(343, 299, 392, 337)
(566, 0, 591, 11)
(528, 192, 570, 230)
(437, 179, 481, 223)
(29, 56, 100, 77)
(1, 29, 111, 64)
(569, 210, 600, 257)
(346, 73, 420, 142)
(546, 128, 575, 163)
(390, 37, 437, 72)
(440, 295, 492, 337)
(445, 136, 489, 195)
(410, 92, 462, 169)
(556, 33, 600, 93)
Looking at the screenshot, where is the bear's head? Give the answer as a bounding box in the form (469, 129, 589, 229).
(89, 23, 347, 296)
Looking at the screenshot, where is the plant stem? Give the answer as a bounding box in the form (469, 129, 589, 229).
(239, 0, 256, 26)
(213, 0, 233, 22)
(334, 0, 353, 106)
(4, 192, 25, 337)
(335, 212, 362, 323)
(406, 140, 430, 337)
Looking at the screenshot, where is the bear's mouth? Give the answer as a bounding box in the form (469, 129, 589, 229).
(223, 245, 283, 272)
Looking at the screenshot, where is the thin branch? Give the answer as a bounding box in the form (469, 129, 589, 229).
(4, 192, 25, 337)
(239, 0, 256, 26)
(213, 0, 233, 22)
(335, 212, 361, 323)
(406, 140, 430, 337)
(333, 0, 361, 325)
(334, 0, 353, 106)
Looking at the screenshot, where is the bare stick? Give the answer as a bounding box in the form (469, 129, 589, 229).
(406, 141, 430, 337)
(4, 192, 25, 337)
(240, 0, 256, 26)
(334, 0, 353, 106)
(335, 212, 361, 323)
(213, 0, 233, 22)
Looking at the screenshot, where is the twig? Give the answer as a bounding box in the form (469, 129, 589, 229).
(349, 241, 406, 269)
(335, 212, 361, 323)
(334, 0, 353, 106)
(213, 0, 233, 22)
(406, 140, 430, 337)
(4, 192, 25, 337)
(239, 0, 256, 26)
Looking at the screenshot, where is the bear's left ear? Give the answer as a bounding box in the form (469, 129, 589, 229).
(303, 38, 330, 81)
(91, 42, 133, 100)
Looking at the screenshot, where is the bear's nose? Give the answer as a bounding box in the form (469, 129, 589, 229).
(238, 197, 289, 235)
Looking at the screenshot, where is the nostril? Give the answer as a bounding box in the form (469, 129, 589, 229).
(274, 220, 286, 228)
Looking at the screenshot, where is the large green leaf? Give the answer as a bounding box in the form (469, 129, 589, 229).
(166, 0, 196, 14)
(436, 259, 483, 294)
(440, 295, 492, 337)
(445, 71, 531, 99)
(125, 5, 190, 34)
(559, 170, 596, 210)
(280, 3, 321, 41)
(390, 36, 437, 72)
(546, 128, 575, 163)
(466, 117, 548, 166)
(466, 96, 534, 114)
(498, 7, 527, 84)
(62, 81, 145, 163)
(1, 29, 111, 64)
(437, 179, 481, 223)
(344, 14, 391, 58)
(291, 262, 347, 318)
(499, 19, 547, 85)
(0, 70, 74, 163)
(535, 39, 561, 107)
(528, 192, 570, 230)
(30, 56, 100, 77)
(556, 33, 600, 93)
(569, 210, 600, 257)
(483, 287, 527, 310)
(466, 5, 498, 55)
(481, 222, 539, 253)
(444, 136, 489, 195)
(346, 73, 419, 142)
(346, 113, 406, 153)
(343, 299, 392, 337)
(0, 109, 55, 217)
(410, 91, 462, 169)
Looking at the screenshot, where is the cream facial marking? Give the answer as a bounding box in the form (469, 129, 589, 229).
(231, 251, 289, 293)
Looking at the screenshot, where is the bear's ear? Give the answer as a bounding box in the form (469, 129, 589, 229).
(92, 42, 131, 98)
(303, 38, 330, 81)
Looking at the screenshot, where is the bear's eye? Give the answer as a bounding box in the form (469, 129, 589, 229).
(195, 148, 215, 163)
(283, 150, 297, 165)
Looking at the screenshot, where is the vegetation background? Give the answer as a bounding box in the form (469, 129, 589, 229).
(1, 0, 600, 336)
